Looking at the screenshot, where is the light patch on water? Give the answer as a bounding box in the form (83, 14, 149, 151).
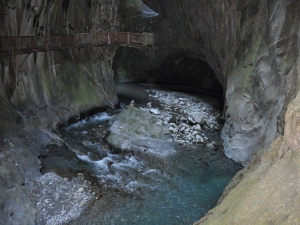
(125, 180, 140, 192)
(66, 119, 88, 130)
(76, 154, 92, 163)
(91, 112, 114, 122)
(102, 173, 123, 185)
(112, 156, 143, 170)
(84, 141, 102, 153)
(94, 158, 111, 171)
(65, 112, 114, 131)
(60, 84, 243, 225)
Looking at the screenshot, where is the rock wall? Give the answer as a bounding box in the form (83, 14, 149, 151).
(0, 0, 120, 224)
(0, 0, 300, 224)
(195, 92, 300, 225)
(120, 0, 300, 165)
(0, 0, 120, 136)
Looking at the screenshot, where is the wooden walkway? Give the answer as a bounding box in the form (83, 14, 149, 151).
(0, 32, 155, 57)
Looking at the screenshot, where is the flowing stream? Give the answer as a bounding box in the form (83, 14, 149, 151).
(43, 84, 242, 225)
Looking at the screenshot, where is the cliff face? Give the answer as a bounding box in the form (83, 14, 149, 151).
(120, 0, 300, 165)
(195, 92, 300, 225)
(0, 1, 120, 224)
(1, 0, 300, 224)
(0, 0, 120, 137)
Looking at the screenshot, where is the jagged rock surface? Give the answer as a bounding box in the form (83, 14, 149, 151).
(1, 0, 300, 224)
(120, 0, 300, 165)
(194, 92, 300, 225)
(0, 1, 120, 224)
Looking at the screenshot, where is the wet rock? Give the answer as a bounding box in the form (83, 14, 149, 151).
(106, 107, 172, 149)
(130, 100, 135, 107)
(206, 141, 217, 149)
(188, 112, 205, 124)
(146, 102, 152, 107)
(176, 140, 185, 145)
(149, 108, 161, 115)
(120, 103, 126, 108)
(180, 116, 188, 122)
(192, 131, 198, 136)
(180, 127, 186, 132)
(169, 127, 178, 134)
(196, 135, 204, 143)
(188, 116, 195, 124)
(82, 141, 90, 147)
(77, 187, 84, 193)
(185, 128, 191, 133)
(164, 116, 173, 123)
(195, 124, 201, 131)
(181, 123, 189, 128)
(32, 172, 92, 224)
(122, 138, 176, 157)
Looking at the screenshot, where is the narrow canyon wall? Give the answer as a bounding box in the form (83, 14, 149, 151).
(0, 1, 120, 224)
(120, 0, 300, 165)
(0, 0, 120, 137)
(195, 91, 300, 225)
(0, 0, 300, 224)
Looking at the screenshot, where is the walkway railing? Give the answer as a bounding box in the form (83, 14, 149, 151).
(0, 32, 155, 57)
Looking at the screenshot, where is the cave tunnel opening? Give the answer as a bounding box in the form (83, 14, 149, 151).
(113, 48, 224, 110)
(148, 55, 224, 98)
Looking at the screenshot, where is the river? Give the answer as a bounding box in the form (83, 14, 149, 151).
(36, 83, 242, 225)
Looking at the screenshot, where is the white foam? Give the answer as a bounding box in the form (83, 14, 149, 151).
(84, 142, 102, 153)
(142, 169, 158, 176)
(94, 157, 111, 170)
(90, 112, 113, 122)
(112, 156, 142, 170)
(66, 119, 87, 130)
(125, 180, 140, 191)
(105, 173, 123, 183)
(76, 154, 92, 163)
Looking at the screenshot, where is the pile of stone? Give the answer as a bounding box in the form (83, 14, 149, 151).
(32, 172, 94, 225)
(140, 89, 222, 147)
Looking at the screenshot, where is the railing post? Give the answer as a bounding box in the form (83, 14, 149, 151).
(127, 32, 130, 45)
(108, 33, 111, 44)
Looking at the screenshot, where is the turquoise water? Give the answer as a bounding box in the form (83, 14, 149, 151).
(59, 84, 242, 225)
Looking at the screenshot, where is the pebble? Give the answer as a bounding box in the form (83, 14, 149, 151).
(77, 188, 84, 193)
(169, 127, 178, 134)
(130, 100, 135, 107)
(149, 108, 161, 115)
(180, 116, 187, 122)
(164, 116, 172, 123)
(195, 124, 201, 131)
(176, 140, 185, 145)
(206, 141, 217, 149)
(196, 135, 204, 143)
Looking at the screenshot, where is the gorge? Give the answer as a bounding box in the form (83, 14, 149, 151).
(1, 0, 300, 224)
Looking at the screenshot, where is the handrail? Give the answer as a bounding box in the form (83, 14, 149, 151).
(0, 32, 155, 57)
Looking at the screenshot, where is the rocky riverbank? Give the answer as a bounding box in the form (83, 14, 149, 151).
(30, 84, 241, 225)
(146, 89, 222, 146)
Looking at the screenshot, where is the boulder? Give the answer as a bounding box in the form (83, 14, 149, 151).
(187, 112, 205, 124)
(106, 107, 172, 150)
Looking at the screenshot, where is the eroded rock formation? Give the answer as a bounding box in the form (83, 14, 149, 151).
(119, 0, 300, 166)
(195, 92, 300, 225)
(0, 1, 120, 224)
(1, 0, 300, 224)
